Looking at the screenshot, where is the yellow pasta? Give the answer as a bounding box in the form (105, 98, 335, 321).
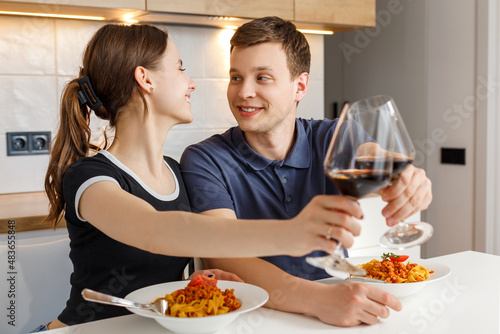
(153, 275, 241, 318)
(357, 256, 432, 283)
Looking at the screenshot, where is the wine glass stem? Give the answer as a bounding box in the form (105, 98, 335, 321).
(395, 221, 410, 235)
(334, 242, 346, 259)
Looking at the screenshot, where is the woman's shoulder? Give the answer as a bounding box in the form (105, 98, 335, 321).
(66, 152, 118, 175)
(63, 152, 124, 191)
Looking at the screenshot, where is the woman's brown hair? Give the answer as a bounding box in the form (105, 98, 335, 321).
(230, 16, 311, 79)
(44, 24, 168, 226)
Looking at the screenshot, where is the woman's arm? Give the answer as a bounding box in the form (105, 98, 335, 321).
(79, 180, 363, 258)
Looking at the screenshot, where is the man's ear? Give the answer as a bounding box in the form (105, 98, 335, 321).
(134, 66, 153, 93)
(294, 72, 309, 102)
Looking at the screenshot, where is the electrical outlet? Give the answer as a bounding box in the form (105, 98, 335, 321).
(7, 133, 29, 155)
(31, 132, 51, 154)
(7, 132, 51, 156)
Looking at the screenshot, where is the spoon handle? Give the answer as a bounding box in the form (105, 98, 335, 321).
(82, 288, 147, 310)
(345, 276, 390, 284)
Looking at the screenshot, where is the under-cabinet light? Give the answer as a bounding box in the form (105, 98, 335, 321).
(0, 11, 105, 21)
(298, 29, 334, 35)
(121, 13, 138, 24)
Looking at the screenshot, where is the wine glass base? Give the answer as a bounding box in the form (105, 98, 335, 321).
(380, 222, 433, 249)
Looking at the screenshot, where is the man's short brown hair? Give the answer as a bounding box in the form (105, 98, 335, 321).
(230, 16, 311, 79)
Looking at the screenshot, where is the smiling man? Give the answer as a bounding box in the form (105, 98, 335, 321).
(180, 16, 432, 326)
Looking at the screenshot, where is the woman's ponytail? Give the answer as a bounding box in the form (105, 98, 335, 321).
(44, 79, 95, 226)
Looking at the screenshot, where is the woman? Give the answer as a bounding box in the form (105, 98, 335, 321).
(40, 24, 362, 330)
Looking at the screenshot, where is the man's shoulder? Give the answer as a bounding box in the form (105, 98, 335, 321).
(296, 117, 337, 135)
(181, 128, 235, 162)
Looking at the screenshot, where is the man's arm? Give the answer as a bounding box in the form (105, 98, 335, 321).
(201, 209, 402, 327)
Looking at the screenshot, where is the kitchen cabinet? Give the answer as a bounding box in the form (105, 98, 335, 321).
(147, 0, 294, 21)
(0, 0, 375, 31)
(295, 0, 376, 31)
(147, 0, 375, 31)
(0, 0, 143, 9)
(0, 0, 145, 21)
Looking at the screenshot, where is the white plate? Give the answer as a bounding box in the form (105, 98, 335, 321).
(125, 280, 269, 334)
(317, 256, 451, 298)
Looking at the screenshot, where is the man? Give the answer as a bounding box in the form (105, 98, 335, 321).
(181, 16, 432, 326)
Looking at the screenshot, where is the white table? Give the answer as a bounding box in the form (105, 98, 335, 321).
(47, 251, 499, 333)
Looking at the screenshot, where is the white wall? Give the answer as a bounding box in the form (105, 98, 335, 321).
(475, 0, 500, 255)
(425, 0, 476, 256)
(0, 16, 324, 194)
(325, 0, 491, 257)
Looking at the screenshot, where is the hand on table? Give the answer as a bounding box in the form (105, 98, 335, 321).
(312, 282, 402, 326)
(380, 165, 432, 226)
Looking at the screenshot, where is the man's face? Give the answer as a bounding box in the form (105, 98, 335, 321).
(227, 42, 308, 135)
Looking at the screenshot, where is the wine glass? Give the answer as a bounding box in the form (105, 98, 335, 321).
(306, 98, 395, 277)
(378, 95, 434, 249)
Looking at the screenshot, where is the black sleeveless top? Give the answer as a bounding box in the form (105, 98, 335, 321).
(58, 151, 191, 325)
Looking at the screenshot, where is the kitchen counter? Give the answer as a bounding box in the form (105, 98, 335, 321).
(0, 192, 65, 232)
(0, 192, 48, 218)
(45, 250, 499, 333)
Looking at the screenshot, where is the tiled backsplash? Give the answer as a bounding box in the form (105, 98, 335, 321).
(0, 16, 324, 194)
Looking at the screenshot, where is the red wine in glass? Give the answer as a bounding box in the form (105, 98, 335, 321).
(392, 158, 414, 176)
(355, 156, 414, 180)
(327, 169, 391, 199)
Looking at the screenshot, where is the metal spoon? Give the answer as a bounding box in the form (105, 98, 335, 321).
(344, 275, 389, 284)
(306, 254, 367, 279)
(81, 288, 168, 316)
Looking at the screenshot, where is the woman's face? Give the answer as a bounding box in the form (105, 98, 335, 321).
(150, 39, 196, 125)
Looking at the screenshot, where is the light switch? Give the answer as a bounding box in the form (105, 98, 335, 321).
(440, 148, 465, 165)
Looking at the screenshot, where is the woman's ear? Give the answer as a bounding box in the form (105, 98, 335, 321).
(134, 66, 153, 93)
(294, 72, 309, 102)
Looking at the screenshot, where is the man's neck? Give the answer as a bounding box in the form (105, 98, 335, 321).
(243, 120, 297, 161)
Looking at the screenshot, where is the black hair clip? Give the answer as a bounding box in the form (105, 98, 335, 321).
(77, 76, 103, 111)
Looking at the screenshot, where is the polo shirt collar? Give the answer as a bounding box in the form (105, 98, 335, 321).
(232, 119, 311, 171)
(285, 120, 311, 169)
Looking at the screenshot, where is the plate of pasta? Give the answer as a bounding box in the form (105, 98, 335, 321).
(317, 254, 451, 298)
(125, 276, 269, 333)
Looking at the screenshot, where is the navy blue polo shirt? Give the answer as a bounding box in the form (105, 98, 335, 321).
(181, 118, 341, 280)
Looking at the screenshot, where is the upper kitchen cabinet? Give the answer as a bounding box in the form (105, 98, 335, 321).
(294, 0, 376, 31)
(0, 0, 143, 8)
(0, 0, 146, 21)
(147, 0, 294, 21)
(0, 0, 375, 32)
(146, 0, 374, 32)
